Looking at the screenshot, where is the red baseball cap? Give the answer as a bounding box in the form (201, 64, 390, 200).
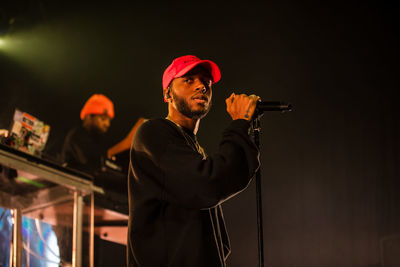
(80, 94, 115, 120)
(162, 55, 221, 89)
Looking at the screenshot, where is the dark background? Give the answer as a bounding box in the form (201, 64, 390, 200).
(1, 1, 399, 266)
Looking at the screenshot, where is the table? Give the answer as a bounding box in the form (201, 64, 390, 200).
(0, 144, 103, 267)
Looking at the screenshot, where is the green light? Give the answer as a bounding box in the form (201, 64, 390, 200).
(0, 39, 4, 46)
(16, 176, 46, 188)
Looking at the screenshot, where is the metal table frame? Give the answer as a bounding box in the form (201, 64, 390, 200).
(0, 146, 104, 267)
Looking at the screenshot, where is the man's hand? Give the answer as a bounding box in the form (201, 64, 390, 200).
(226, 93, 261, 121)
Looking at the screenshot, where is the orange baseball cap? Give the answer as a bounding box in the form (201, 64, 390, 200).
(162, 55, 221, 89)
(80, 94, 114, 120)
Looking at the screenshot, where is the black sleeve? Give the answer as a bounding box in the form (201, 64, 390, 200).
(61, 129, 75, 165)
(61, 128, 87, 167)
(131, 119, 260, 209)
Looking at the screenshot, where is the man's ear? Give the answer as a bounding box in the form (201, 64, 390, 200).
(163, 87, 171, 102)
(82, 114, 92, 128)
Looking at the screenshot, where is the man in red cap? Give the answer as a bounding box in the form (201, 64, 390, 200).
(127, 55, 260, 266)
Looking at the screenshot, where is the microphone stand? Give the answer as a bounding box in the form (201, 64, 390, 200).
(252, 117, 265, 267)
(251, 102, 292, 267)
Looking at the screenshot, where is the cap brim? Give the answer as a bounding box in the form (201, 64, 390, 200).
(175, 60, 221, 84)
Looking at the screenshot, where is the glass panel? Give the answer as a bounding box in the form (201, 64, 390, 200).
(21, 216, 61, 267)
(22, 199, 74, 267)
(21, 194, 94, 267)
(1, 145, 95, 267)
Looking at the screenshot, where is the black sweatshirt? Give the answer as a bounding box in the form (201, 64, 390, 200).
(127, 118, 259, 267)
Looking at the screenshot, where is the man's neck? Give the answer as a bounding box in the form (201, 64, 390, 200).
(82, 122, 102, 135)
(166, 108, 200, 134)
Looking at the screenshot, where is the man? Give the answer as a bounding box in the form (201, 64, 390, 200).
(60, 94, 144, 266)
(62, 93, 145, 175)
(128, 55, 260, 266)
(61, 93, 114, 174)
(58, 94, 116, 266)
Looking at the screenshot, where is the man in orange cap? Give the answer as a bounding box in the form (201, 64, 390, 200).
(59, 93, 145, 266)
(57, 94, 117, 266)
(61, 94, 115, 173)
(80, 94, 115, 134)
(127, 55, 260, 266)
(62, 93, 145, 174)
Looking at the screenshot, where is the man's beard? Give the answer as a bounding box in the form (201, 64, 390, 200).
(87, 124, 107, 135)
(172, 91, 211, 120)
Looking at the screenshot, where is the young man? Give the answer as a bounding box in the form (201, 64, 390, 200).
(128, 55, 260, 266)
(58, 94, 116, 266)
(60, 94, 144, 266)
(61, 94, 115, 174)
(61, 93, 145, 175)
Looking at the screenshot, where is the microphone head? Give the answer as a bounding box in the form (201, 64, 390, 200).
(253, 101, 293, 119)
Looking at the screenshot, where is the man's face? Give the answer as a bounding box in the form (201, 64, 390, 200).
(88, 114, 111, 134)
(169, 65, 213, 120)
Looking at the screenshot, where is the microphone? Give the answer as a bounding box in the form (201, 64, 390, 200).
(256, 101, 292, 112)
(253, 101, 293, 118)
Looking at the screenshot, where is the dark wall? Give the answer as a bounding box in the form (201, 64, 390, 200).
(1, 1, 399, 266)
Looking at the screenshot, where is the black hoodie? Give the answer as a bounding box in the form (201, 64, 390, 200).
(128, 118, 259, 267)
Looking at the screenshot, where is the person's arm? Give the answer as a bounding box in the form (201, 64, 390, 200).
(107, 117, 146, 158)
(131, 118, 259, 210)
(60, 130, 74, 166)
(61, 128, 87, 167)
